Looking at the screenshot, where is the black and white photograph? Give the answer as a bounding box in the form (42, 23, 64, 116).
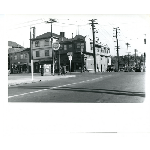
(7, 14, 149, 103)
(1, 2, 150, 150)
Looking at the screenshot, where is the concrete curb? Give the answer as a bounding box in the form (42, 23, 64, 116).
(8, 75, 76, 86)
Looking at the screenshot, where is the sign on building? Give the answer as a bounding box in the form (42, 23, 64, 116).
(53, 42, 60, 50)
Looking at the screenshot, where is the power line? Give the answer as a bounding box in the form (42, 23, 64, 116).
(9, 21, 46, 30)
(14, 18, 43, 26)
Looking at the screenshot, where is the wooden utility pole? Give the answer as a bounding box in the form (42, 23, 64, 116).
(126, 52, 131, 67)
(89, 19, 98, 73)
(134, 49, 138, 66)
(46, 19, 57, 76)
(113, 27, 120, 71)
(30, 27, 35, 80)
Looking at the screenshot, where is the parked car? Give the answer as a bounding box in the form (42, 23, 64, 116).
(135, 67, 141, 72)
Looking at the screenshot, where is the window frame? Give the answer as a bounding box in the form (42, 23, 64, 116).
(20, 54, 24, 59)
(24, 53, 28, 59)
(35, 41, 40, 47)
(45, 50, 49, 56)
(44, 40, 49, 46)
(69, 44, 72, 48)
(36, 51, 40, 57)
(64, 45, 67, 50)
(14, 55, 17, 60)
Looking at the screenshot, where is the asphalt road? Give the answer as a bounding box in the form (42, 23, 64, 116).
(8, 72, 145, 103)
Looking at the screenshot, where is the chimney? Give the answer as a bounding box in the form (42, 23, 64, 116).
(72, 33, 73, 39)
(33, 27, 36, 38)
(60, 32, 65, 37)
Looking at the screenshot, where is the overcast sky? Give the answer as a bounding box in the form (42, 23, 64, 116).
(6, 14, 150, 56)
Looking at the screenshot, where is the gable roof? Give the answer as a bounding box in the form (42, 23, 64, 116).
(32, 32, 61, 41)
(73, 35, 85, 40)
(8, 41, 24, 48)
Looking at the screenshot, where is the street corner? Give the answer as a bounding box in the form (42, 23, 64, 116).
(8, 80, 41, 87)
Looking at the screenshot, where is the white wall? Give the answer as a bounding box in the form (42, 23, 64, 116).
(32, 38, 53, 59)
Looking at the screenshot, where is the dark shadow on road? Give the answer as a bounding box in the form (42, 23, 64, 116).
(52, 87, 145, 98)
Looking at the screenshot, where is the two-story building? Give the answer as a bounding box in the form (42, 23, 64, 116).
(8, 41, 30, 73)
(56, 34, 87, 72)
(8, 47, 30, 73)
(88, 41, 111, 72)
(31, 32, 64, 73)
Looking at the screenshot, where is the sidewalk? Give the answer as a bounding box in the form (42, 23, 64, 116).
(8, 73, 76, 86)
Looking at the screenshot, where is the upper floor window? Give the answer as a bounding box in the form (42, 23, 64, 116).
(69, 44, 72, 48)
(24, 53, 28, 58)
(45, 50, 49, 56)
(90, 44, 93, 50)
(77, 43, 80, 49)
(64, 45, 67, 50)
(107, 58, 109, 63)
(14, 55, 17, 60)
(81, 43, 84, 49)
(59, 44, 63, 49)
(35, 41, 40, 47)
(20, 54, 23, 59)
(36, 51, 40, 57)
(45, 40, 49, 46)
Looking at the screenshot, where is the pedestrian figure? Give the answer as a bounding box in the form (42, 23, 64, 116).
(63, 66, 66, 75)
(62, 66, 65, 75)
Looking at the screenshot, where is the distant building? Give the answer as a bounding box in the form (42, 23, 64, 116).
(90, 42, 111, 72)
(8, 41, 30, 73)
